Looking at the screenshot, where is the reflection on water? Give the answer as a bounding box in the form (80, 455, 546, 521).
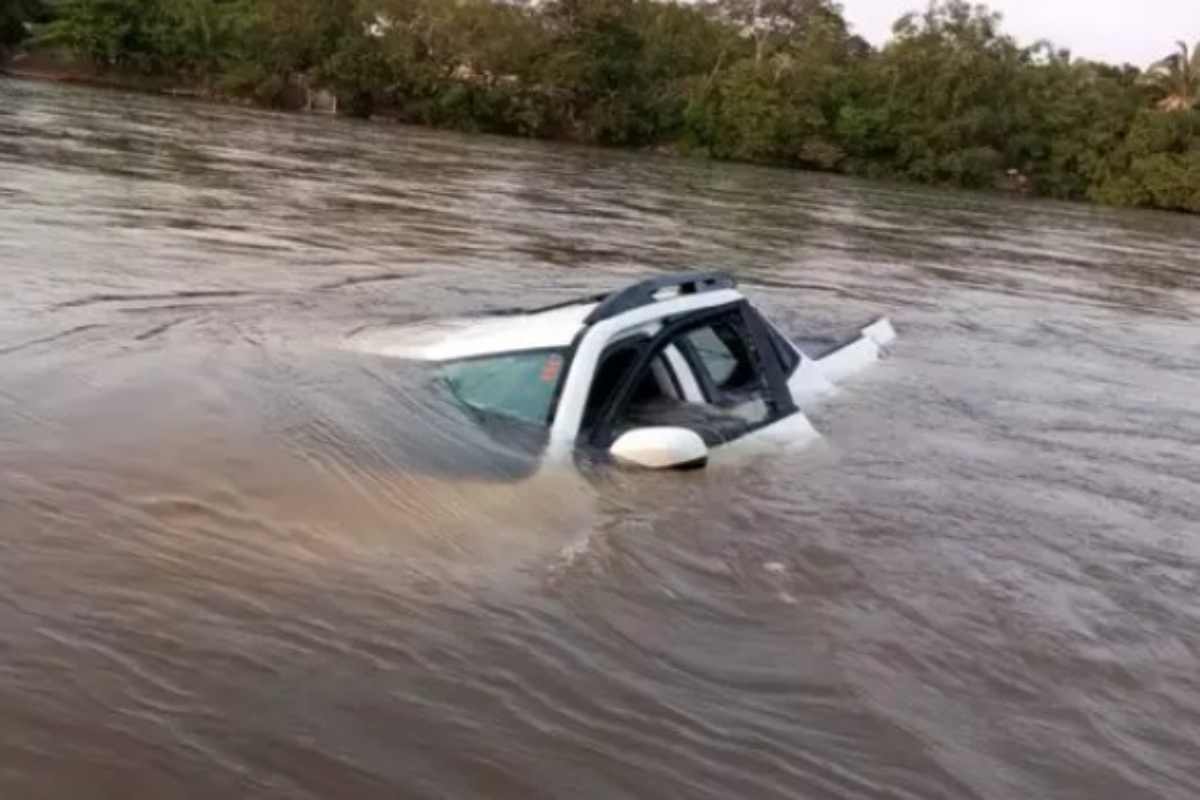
(2, 78, 1200, 799)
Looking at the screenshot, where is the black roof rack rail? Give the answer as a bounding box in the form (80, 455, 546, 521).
(584, 272, 737, 325)
(481, 291, 611, 318)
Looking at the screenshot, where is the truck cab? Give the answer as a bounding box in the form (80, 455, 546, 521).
(347, 273, 896, 469)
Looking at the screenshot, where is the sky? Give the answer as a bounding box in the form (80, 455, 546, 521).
(843, 0, 1200, 67)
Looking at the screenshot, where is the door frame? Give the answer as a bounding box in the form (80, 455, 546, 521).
(587, 300, 798, 449)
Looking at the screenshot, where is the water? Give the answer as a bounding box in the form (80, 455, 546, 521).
(2, 78, 1200, 799)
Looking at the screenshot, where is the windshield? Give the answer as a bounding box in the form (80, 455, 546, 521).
(439, 349, 566, 427)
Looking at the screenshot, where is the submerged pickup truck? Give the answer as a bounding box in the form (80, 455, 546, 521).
(347, 272, 896, 470)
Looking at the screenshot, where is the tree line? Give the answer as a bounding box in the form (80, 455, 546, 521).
(4, 0, 1199, 213)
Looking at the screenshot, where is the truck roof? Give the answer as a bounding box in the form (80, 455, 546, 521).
(344, 272, 739, 362)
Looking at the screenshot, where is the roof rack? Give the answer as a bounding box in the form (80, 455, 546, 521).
(584, 272, 737, 325)
(480, 291, 611, 318)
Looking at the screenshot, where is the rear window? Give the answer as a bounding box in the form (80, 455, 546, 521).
(440, 349, 565, 426)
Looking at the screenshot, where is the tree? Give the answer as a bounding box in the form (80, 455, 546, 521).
(1092, 109, 1200, 212)
(1144, 40, 1200, 111)
(1006, 55, 1145, 199)
(1, 0, 46, 53)
(249, 0, 356, 76)
(35, 0, 253, 74)
(848, 1, 1027, 187)
(36, 0, 157, 70)
(702, 0, 846, 64)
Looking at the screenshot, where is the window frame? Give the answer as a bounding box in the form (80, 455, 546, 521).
(747, 307, 802, 377)
(587, 300, 797, 449)
(576, 333, 690, 437)
(579, 335, 641, 433)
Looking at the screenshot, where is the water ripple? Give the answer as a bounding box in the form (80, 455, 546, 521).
(1, 78, 1198, 799)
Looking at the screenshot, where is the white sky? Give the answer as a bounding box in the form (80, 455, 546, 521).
(844, 0, 1200, 67)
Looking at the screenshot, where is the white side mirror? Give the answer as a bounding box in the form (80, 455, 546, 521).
(609, 427, 708, 470)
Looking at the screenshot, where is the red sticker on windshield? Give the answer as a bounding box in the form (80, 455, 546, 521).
(540, 354, 563, 383)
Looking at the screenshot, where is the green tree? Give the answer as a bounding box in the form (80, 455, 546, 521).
(848, 1, 1027, 187)
(37, 0, 155, 69)
(37, 0, 252, 74)
(534, 0, 653, 143)
(1, 0, 46, 53)
(248, 0, 355, 76)
(701, 0, 846, 65)
(1143, 40, 1200, 111)
(146, 0, 256, 75)
(1092, 109, 1200, 212)
(1002, 55, 1140, 198)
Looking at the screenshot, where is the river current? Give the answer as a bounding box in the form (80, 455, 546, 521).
(2, 78, 1200, 799)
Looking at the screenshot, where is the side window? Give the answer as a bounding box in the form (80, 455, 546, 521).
(580, 340, 679, 435)
(684, 326, 738, 385)
(600, 310, 786, 448)
(682, 321, 761, 394)
(581, 343, 641, 433)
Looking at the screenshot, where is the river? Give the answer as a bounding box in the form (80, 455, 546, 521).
(2, 78, 1200, 799)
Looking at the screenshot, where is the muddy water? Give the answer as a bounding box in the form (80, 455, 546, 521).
(2, 78, 1200, 799)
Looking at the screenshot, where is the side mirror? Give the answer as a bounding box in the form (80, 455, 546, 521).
(609, 427, 708, 470)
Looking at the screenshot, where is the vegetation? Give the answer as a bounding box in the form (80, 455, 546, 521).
(1144, 40, 1200, 111)
(9, 0, 1200, 213)
(1, 0, 47, 53)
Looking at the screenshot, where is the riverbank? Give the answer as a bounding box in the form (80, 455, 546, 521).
(6, 0, 1199, 215)
(0, 52, 1046, 201)
(0, 50, 332, 110)
(3, 42, 1195, 216)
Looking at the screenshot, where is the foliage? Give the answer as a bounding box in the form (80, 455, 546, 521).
(1143, 40, 1200, 111)
(19, 0, 1200, 214)
(1092, 110, 1200, 212)
(700, 0, 847, 66)
(2, 0, 47, 51)
(36, 0, 254, 74)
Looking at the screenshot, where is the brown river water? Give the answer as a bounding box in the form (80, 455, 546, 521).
(2, 78, 1200, 799)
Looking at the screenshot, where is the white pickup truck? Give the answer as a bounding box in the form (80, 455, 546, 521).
(348, 273, 896, 470)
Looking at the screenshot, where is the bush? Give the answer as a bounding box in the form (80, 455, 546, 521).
(1092, 110, 1200, 211)
(2, 0, 46, 52)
